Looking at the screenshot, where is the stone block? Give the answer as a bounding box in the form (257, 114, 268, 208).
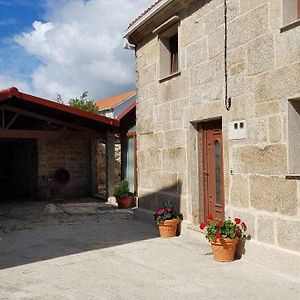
(138, 149, 161, 171)
(137, 133, 163, 150)
(230, 63, 245, 76)
(139, 64, 156, 86)
(153, 103, 171, 124)
(190, 61, 215, 87)
(268, 115, 282, 143)
(255, 100, 281, 117)
(228, 75, 254, 98)
(163, 129, 186, 149)
(247, 118, 268, 144)
(229, 93, 256, 120)
(232, 144, 287, 175)
(228, 46, 246, 70)
(138, 171, 178, 193)
(254, 63, 300, 102)
(158, 76, 188, 103)
(208, 25, 224, 59)
(250, 175, 297, 216)
(240, 0, 267, 14)
(145, 42, 158, 66)
(186, 38, 208, 67)
(257, 214, 275, 244)
(247, 34, 275, 76)
(138, 189, 157, 211)
(277, 218, 300, 251)
(190, 82, 223, 104)
(203, 4, 224, 34)
(137, 116, 154, 134)
(181, 13, 205, 47)
(230, 175, 249, 208)
(274, 27, 300, 68)
(229, 207, 256, 239)
(227, 0, 240, 21)
(170, 97, 188, 121)
(162, 148, 186, 172)
(228, 4, 268, 49)
(137, 99, 154, 118)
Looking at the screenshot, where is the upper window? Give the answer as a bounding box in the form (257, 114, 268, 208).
(159, 25, 180, 79)
(169, 33, 178, 74)
(282, 0, 300, 25)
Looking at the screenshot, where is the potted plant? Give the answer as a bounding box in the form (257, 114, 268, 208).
(113, 181, 132, 209)
(153, 201, 182, 238)
(199, 214, 247, 262)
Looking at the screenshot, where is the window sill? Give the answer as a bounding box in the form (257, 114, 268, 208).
(281, 19, 300, 33)
(285, 174, 300, 180)
(159, 71, 181, 83)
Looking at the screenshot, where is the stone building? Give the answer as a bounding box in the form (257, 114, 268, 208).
(124, 0, 300, 274)
(0, 87, 118, 201)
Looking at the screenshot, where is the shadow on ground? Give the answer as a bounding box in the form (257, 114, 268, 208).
(0, 198, 158, 270)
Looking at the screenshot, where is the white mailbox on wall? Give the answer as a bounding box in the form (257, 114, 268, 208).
(228, 120, 247, 140)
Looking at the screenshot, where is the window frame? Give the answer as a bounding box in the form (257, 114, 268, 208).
(158, 23, 180, 81)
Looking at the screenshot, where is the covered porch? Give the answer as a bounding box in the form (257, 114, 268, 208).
(0, 87, 119, 202)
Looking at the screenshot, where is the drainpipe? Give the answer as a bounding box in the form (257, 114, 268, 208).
(224, 0, 231, 111)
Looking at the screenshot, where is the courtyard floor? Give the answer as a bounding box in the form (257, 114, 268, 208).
(0, 200, 299, 299)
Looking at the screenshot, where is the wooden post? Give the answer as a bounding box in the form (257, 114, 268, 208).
(90, 139, 98, 196)
(106, 131, 115, 198)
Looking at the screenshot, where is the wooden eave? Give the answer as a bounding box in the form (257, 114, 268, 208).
(127, 0, 194, 44)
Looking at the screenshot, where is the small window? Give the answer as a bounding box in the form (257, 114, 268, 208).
(282, 0, 300, 25)
(159, 25, 180, 79)
(169, 33, 178, 74)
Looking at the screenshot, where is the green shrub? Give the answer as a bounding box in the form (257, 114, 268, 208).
(113, 181, 130, 198)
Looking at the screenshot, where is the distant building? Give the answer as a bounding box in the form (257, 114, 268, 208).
(97, 91, 136, 119)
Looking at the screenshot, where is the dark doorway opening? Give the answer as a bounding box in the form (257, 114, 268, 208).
(0, 139, 38, 201)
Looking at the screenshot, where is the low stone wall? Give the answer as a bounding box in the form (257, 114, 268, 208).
(38, 138, 92, 200)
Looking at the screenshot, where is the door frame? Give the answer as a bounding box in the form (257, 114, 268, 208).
(197, 118, 225, 222)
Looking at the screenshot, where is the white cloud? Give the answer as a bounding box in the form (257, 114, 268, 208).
(15, 0, 153, 101)
(0, 74, 31, 93)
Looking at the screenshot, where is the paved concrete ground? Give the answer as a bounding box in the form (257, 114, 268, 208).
(0, 201, 299, 299)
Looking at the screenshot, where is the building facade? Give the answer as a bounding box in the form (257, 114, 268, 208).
(124, 0, 300, 268)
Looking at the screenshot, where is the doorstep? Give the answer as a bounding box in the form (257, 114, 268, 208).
(133, 207, 300, 279)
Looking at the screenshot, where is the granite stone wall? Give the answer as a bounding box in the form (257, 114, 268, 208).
(38, 138, 92, 200)
(135, 0, 300, 253)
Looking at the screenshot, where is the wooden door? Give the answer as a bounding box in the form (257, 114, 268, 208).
(202, 120, 224, 220)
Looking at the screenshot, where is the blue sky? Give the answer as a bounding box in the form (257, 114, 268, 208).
(0, 0, 44, 89)
(0, 0, 153, 101)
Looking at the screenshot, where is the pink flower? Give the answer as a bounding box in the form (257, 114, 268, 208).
(157, 209, 165, 215)
(167, 208, 172, 213)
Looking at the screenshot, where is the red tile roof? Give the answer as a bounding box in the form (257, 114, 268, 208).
(96, 91, 135, 110)
(127, 0, 163, 30)
(0, 87, 119, 128)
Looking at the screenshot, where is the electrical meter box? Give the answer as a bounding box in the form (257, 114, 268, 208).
(228, 120, 247, 140)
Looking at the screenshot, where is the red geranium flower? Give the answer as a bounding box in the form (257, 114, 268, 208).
(236, 229, 241, 237)
(215, 232, 221, 239)
(207, 214, 213, 220)
(241, 222, 247, 231)
(199, 223, 206, 230)
(234, 217, 241, 225)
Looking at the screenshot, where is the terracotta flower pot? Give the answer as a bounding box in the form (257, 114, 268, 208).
(116, 195, 132, 209)
(210, 237, 239, 262)
(158, 219, 178, 238)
